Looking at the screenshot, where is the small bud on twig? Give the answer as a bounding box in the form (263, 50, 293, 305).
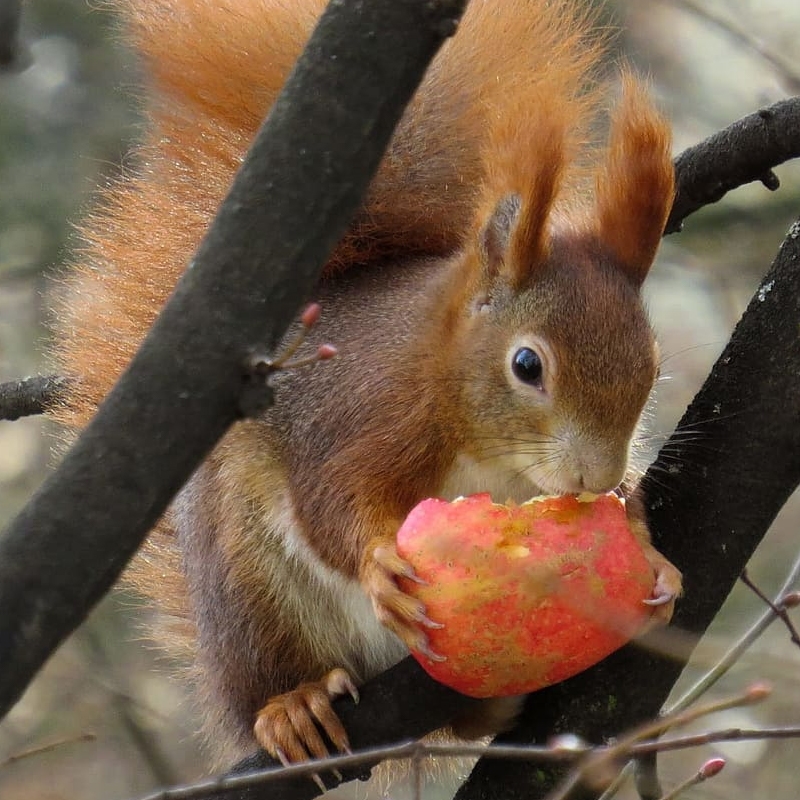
(300, 302, 322, 328)
(316, 344, 338, 361)
(779, 590, 800, 608)
(657, 756, 726, 800)
(238, 303, 337, 417)
(743, 681, 772, 704)
(698, 757, 726, 779)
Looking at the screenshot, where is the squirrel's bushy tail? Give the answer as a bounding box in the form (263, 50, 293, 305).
(54, 0, 610, 425)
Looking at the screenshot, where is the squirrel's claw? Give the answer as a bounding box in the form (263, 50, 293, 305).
(362, 541, 446, 659)
(643, 558, 683, 625)
(254, 668, 356, 767)
(643, 592, 673, 607)
(273, 747, 327, 793)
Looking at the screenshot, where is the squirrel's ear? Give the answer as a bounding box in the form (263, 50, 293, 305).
(478, 114, 564, 284)
(479, 194, 522, 277)
(594, 74, 675, 286)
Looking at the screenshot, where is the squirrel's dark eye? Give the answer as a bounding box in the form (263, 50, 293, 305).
(512, 347, 543, 387)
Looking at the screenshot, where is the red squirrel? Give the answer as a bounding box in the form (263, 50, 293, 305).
(53, 0, 683, 767)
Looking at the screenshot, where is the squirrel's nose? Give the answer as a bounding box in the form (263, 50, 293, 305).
(573, 459, 626, 495)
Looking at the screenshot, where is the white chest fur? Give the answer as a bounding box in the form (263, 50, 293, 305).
(438, 451, 543, 503)
(265, 495, 407, 681)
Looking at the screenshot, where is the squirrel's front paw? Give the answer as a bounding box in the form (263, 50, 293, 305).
(254, 668, 359, 764)
(624, 490, 682, 626)
(642, 549, 683, 625)
(360, 539, 444, 659)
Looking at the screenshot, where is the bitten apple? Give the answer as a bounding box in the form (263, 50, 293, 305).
(396, 492, 654, 698)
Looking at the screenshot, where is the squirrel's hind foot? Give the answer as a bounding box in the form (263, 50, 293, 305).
(253, 668, 359, 764)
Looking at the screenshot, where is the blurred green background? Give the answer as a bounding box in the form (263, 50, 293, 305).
(1, 0, 800, 798)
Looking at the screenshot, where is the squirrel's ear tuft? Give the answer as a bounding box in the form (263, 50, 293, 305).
(476, 106, 565, 284)
(594, 74, 674, 286)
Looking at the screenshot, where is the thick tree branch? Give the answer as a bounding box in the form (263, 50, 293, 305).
(0, 0, 24, 70)
(0, 0, 468, 720)
(666, 97, 800, 233)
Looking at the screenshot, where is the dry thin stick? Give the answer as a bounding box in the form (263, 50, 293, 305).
(634, 725, 800, 755)
(739, 568, 800, 646)
(665, 551, 800, 715)
(126, 721, 800, 800)
(544, 683, 770, 800)
(0, 733, 96, 767)
(169, 688, 778, 800)
(595, 683, 768, 770)
(656, 757, 725, 800)
(655, 0, 800, 92)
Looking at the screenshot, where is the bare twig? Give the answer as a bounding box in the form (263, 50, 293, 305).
(0, 733, 96, 768)
(0, 375, 70, 421)
(656, 0, 800, 93)
(666, 550, 800, 715)
(740, 568, 800, 647)
(126, 718, 800, 800)
(656, 757, 725, 800)
(544, 684, 770, 800)
(634, 725, 800, 755)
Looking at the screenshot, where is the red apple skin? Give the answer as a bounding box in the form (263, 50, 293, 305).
(396, 493, 654, 698)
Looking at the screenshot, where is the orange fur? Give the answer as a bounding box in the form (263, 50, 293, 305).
(477, 104, 568, 283)
(51, 0, 679, 765)
(594, 74, 676, 283)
